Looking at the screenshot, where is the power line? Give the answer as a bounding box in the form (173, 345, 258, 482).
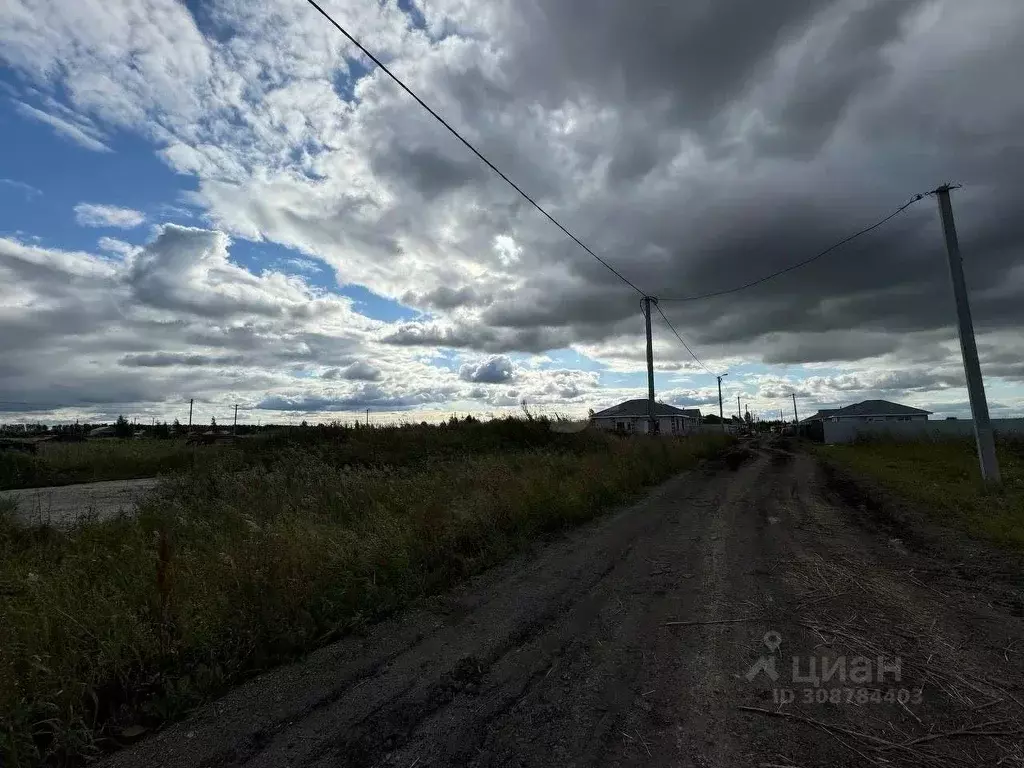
(653, 302, 717, 376)
(302, 0, 647, 297)
(659, 193, 927, 302)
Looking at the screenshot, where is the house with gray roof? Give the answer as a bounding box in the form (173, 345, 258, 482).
(800, 409, 838, 424)
(821, 399, 931, 423)
(590, 399, 701, 435)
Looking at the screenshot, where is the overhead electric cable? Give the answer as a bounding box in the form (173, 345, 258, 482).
(659, 193, 927, 302)
(653, 302, 717, 376)
(302, 0, 647, 296)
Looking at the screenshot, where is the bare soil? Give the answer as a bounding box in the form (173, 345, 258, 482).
(102, 443, 1024, 767)
(0, 477, 158, 526)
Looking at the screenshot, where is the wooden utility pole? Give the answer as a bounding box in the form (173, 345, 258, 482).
(935, 184, 1000, 483)
(366, 408, 369, 426)
(233, 404, 238, 435)
(188, 398, 193, 434)
(643, 296, 658, 434)
(717, 374, 728, 433)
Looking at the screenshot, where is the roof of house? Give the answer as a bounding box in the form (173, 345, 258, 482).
(801, 409, 837, 423)
(592, 399, 701, 420)
(830, 399, 932, 418)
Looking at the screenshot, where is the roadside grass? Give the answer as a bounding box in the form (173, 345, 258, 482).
(0, 425, 730, 766)
(817, 438, 1024, 548)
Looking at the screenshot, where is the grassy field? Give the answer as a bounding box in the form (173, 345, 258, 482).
(1, 418, 630, 491)
(0, 440, 198, 490)
(817, 437, 1024, 548)
(0, 420, 730, 766)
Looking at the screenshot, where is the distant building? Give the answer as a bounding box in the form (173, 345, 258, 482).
(590, 399, 701, 435)
(88, 425, 117, 438)
(800, 409, 838, 424)
(813, 400, 931, 424)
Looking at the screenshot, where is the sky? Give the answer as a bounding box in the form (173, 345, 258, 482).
(1, 0, 1023, 426)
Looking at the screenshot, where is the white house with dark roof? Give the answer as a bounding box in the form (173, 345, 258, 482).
(590, 399, 701, 435)
(823, 399, 931, 423)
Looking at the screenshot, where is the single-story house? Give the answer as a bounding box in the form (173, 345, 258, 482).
(800, 409, 837, 424)
(590, 399, 701, 435)
(821, 400, 931, 423)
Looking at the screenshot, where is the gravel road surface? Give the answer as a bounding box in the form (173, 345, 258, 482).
(103, 445, 1024, 767)
(0, 477, 158, 526)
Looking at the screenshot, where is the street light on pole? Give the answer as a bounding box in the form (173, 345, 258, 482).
(716, 373, 728, 433)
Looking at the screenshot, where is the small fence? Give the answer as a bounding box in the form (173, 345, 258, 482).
(823, 418, 1024, 444)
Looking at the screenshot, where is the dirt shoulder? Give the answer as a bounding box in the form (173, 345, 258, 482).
(102, 446, 1024, 768)
(0, 477, 158, 526)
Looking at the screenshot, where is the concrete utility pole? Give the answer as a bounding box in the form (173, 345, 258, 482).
(233, 404, 238, 436)
(935, 184, 1000, 483)
(643, 296, 658, 434)
(188, 398, 193, 434)
(717, 373, 728, 432)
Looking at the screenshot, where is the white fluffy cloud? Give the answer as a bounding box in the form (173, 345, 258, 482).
(74, 203, 146, 229)
(1, 0, 1023, 421)
(0, 228, 616, 422)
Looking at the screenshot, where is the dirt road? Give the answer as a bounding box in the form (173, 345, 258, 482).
(0, 477, 158, 526)
(105, 445, 1024, 767)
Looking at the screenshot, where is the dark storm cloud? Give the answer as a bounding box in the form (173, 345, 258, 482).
(370, 144, 486, 199)
(750, 0, 925, 158)
(257, 383, 461, 412)
(401, 284, 486, 310)
(401, 0, 1019, 375)
(120, 352, 245, 367)
(505, 0, 844, 122)
(324, 361, 383, 381)
(381, 321, 574, 354)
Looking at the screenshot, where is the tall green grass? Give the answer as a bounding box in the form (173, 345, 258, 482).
(818, 437, 1024, 547)
(0, 427, 729, 765)
(0, 440, 198, 490)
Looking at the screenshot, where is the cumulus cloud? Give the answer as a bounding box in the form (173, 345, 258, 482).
(459, 355, 515, 384)
(322, 361, 383, 381)
(1, 0, 1023, 420)
(97, 236, 139, 257)
(74, 203, 146, 229)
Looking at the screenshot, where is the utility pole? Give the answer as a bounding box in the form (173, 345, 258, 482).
(935, 184, 1000, 483)
(233, 404, 238, 436)
(188, 398, 193, 434)
(737, 395, 741, 421)
(643, 296, 658, 434)
(792, 393, 799, 432)
(366, 408, 369, 426)
(716, 373, 728, 432)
